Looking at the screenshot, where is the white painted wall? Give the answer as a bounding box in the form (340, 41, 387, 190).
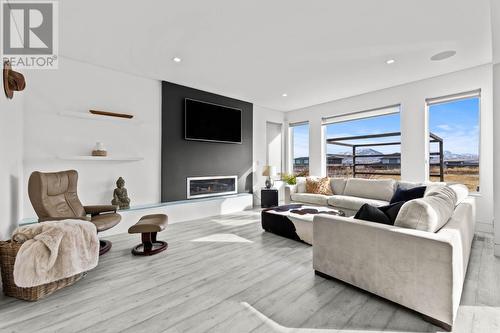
(490, 0, 500, 256)
(491, 0, 500, 65)
(285, 65, 494, 231)
(493, 63, 500, 255)
(266, 121, 285, 203)
(253, 105, 285, 205)
(0, 87, 23, 240)
(20, 59, 285, 222)
(22, 57, 162, 219)
(266, 122, 282, 172)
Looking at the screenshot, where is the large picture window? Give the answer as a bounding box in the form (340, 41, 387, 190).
(428, 92, 480, 192)
(324, 106, 401, 180)
(290, 122, 309, 176)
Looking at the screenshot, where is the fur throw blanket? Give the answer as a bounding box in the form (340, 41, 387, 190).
(12, 219, 99, 287)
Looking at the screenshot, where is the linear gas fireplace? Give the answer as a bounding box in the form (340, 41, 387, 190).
(187, 176, 238, 199)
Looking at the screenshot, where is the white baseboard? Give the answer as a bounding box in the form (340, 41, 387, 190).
(475, 221, 493, 234)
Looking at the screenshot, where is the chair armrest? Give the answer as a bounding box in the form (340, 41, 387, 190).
(84, 205, 118, 216)
(38, 216, 91, 222)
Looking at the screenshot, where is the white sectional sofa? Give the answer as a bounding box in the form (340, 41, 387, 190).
(285, 177, 430, 215)
(284, 177, 474, 331)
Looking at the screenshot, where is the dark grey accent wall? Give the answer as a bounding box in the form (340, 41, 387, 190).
(161, 81, 253, 202)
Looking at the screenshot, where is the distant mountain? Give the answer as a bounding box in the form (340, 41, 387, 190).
(328, 149, 386, 165)
(334, 149, 476, 161)
(357, 148, 383, 156)
(443, 151, 478, 161)
(333, 148, 383, 156)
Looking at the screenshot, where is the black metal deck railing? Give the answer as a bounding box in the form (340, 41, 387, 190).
(326, 131, 444, 181)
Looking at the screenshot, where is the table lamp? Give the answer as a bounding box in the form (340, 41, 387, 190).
(262, 165, 277, 189)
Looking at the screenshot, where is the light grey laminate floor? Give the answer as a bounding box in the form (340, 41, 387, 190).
(0, 210, 499, 333)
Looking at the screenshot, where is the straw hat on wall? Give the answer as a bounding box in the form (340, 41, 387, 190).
(3, 60, 26, 99)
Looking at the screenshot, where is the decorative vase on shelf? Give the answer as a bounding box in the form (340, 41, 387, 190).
(92, 141, 107, 157)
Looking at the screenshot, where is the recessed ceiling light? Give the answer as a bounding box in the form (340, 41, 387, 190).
(172, 57, 182, 63)
(282, 93, 288, 97)
(430, 50, 456, 61)
(386, 59, 395, 65)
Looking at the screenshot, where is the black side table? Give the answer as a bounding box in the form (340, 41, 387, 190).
(261, 188, 278, 208)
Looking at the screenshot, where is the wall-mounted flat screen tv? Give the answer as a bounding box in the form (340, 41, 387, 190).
(184, 98, 242, 144)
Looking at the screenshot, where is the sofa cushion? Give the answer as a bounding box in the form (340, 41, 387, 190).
(296, 176, 347, 195)
(396, 180, 422, 190)
(424, 181, 447, 195)
(389, 186, 426, 204)
(354, 204, 392, 225)
(354, 201, 406, 226)
(343, 178, 395, 201)
(379, 201, 406, 223)
(290, 193, 329, 206)
(327, 195, 389, 212)
(306, 177, 333, 195)
(296, 177, 307, 193)
(330, 178, 347, 195)
(354, 201, 405, 225)
(394, 186, 457, 232)
(449, 184, 469, 206)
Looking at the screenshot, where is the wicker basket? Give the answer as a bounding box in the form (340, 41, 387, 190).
(0, 240, 83, 301)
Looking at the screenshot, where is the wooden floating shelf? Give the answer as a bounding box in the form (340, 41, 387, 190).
(89, 110, 134, 119)
(58, 155, 144, 161)
(58, 111, 143, 125)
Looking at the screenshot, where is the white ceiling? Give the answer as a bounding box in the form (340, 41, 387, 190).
(60, 0, 493, 111)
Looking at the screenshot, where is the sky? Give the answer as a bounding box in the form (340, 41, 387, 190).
(428, 97, 479, 156)
(292, 124, 310, 158)
(292, 97, 479, 159)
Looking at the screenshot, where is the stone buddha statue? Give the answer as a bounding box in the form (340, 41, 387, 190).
(112, 177, 130, 209)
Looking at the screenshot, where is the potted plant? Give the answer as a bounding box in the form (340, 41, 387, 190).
(281, 173, 297, 185)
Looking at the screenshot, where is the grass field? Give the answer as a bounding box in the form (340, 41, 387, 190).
(430, 166, 479, 192)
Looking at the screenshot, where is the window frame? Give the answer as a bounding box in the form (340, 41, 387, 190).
(288, 121, 310, 176)
(425, 89, 481, 193)
(322, 105, 402, 180)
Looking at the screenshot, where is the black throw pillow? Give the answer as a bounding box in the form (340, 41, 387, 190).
(379, 201, 405, 223)
(390, 186, 426, 204)
(354, 201, 406, 226)
(354, 204, 392, 225)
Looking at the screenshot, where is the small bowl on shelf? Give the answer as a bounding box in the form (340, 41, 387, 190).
(91, 150, 107, 157)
